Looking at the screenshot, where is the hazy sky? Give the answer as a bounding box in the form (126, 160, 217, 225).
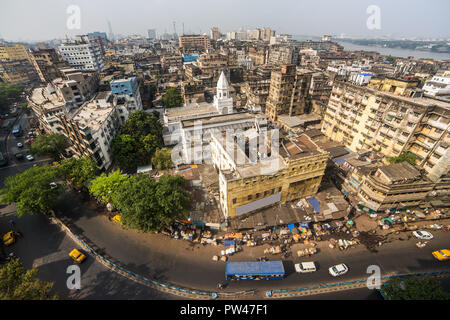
(1, 0, 449, 41)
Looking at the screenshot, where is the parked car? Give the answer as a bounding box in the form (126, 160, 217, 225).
(69, 249, 86, 263)
(16, 142, 23, 148)
(14, 152, 24, 160)
(413, 231, 433, 240)
(432, 249, 450, 261)
(49, 182, 58, 189)
(329, 263, 348, 277)
(295, 262, 317, 273)
(3, 231, 15, 246)
(26, 154, 34, 161)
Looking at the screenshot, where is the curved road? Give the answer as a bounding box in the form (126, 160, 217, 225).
(56, 191, 450, 295)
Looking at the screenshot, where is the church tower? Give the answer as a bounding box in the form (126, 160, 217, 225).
(213, 71, 233, 114)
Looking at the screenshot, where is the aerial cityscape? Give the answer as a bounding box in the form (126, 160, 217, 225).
(0, 0, 449, 307)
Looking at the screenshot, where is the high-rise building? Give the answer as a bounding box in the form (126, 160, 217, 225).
(179, 35, 211, 52)
(321, 81, 450, 182)
(265, 65, 313, 122)
(147, 29, 157, 40)
(261, 28, 276, 42)
(29, 48, 69, 83)
(0, 44, 38, 85)
(58, 35, 104, 72)
(210, 27, 220, 41)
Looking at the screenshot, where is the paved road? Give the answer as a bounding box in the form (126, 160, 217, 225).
(0, 213, 177, 299)
(56, 191, 450, 295)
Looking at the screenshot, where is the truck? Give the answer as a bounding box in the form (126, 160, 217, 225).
(225, 261, 285, 280)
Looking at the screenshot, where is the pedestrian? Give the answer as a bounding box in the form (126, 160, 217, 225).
(8, 219, 15, 227)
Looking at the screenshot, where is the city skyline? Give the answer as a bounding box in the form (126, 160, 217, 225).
(1, 0, 449, 42)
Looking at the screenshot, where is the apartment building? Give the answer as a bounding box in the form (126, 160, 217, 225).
(59, 91, 122, 169)
(265, 65, 313, 122)
(211, 131, 328, 219)
(28, 69, 99, 133)
(29, 48, 69, 83)
(368, 77, 420, 96)
(267, 45, 299, 66)
(261, 28, 276, 42)
(0, 44, 37, 85)
(422, 71, 450, 99)
(0, 44, 30, 61)
(161, 54, 183, 72)
(321, 81, 450, 182)
(210, 27, 220, 41)
(58, 35, 104, 72)
(358, 162, 434, 212)
(248, 46, 268, 66)
(243, 79, 271, 113)
(110, 77, 143, 122)
(179, 35, 211, 53)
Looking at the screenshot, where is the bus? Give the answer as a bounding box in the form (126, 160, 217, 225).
(225, 261, 285, 280)
(12, 124, 21, 137)
(0, 152, 8, 167)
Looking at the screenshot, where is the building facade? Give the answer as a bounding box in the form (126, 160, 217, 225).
(58, 35, 105, 72)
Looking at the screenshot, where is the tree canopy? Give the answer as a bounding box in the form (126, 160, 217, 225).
(162, 88, 182, 108)
(88, 170, 129, 204)
(387, 152, 417, 166)
(0, 83, 23, 114)
(0, 258, 57, 300)
(111, 174, 190, 232)
(382, 276, 450, 300)
(58, 157, 99, 191)
(152, 147, 173, 170)
(30, 133, 69, 160)
(112, 111, 163, 173)
(0, 165, 60, 217)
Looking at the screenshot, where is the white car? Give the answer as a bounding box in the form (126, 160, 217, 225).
(26, 155, 34, 161)
(413, 231, 433, 240)
(295, 262, 317, 273)
(328, 263, 348, 277)
(49, 182, 58, 189)
(17, 142, 23, 148)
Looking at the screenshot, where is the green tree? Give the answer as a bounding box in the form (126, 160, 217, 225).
(30, 133, 69, 160)
(162, 88, 182, 108)
(0, 165, 60, 217)
(382, 276, 450, 300)
(112, 174, 190, 232)
(0, 258, 58, 300)
(59, 157, 99, 191)
(387, 152, 417, 166)
(89, 170, 129, 204)
(112, 111, 163, 173)
(111, 134, 141, 173)
(0, 83, 23, 114)
(152, 148, 173, 170)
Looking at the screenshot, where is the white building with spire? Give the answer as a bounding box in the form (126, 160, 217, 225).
(162, 71, 268, 164)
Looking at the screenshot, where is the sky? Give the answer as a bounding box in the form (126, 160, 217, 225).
(0, 0, 449, 42)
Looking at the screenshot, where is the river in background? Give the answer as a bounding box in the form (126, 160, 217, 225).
(292, 35, 450, 61)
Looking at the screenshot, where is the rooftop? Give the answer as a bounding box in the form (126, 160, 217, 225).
(71, 92, 114, 132)
(377, 162, 422, 183)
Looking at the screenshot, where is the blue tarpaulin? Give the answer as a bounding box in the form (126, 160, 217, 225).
(287, 224, 295, 232)
(307, 196, 321, 213)
(223, 240, 235, 246)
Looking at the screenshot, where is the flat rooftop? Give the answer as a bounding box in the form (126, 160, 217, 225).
(29, 87, 65, 110)
(377, 162, 422, 183)
(279, 134, 325, 160)
(71, 92, 114, 132)
(181, 112, 260, 129)
(165, 102, 217, 118)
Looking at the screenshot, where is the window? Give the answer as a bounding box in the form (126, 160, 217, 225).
(232, 198, 236, 204)
(248, 195, 252, 200)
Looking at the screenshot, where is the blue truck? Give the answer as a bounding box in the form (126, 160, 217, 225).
(225, 261, 285, 280)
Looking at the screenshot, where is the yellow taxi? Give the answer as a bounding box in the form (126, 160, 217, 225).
(52, 161, 61, 167)
(112, 215, 122, 225)
(432, 249, 450, 261)
(3, 231, 15, 246)
(69, 249, 86, 263)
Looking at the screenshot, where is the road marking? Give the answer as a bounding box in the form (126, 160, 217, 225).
(32, 251, 68, 268)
